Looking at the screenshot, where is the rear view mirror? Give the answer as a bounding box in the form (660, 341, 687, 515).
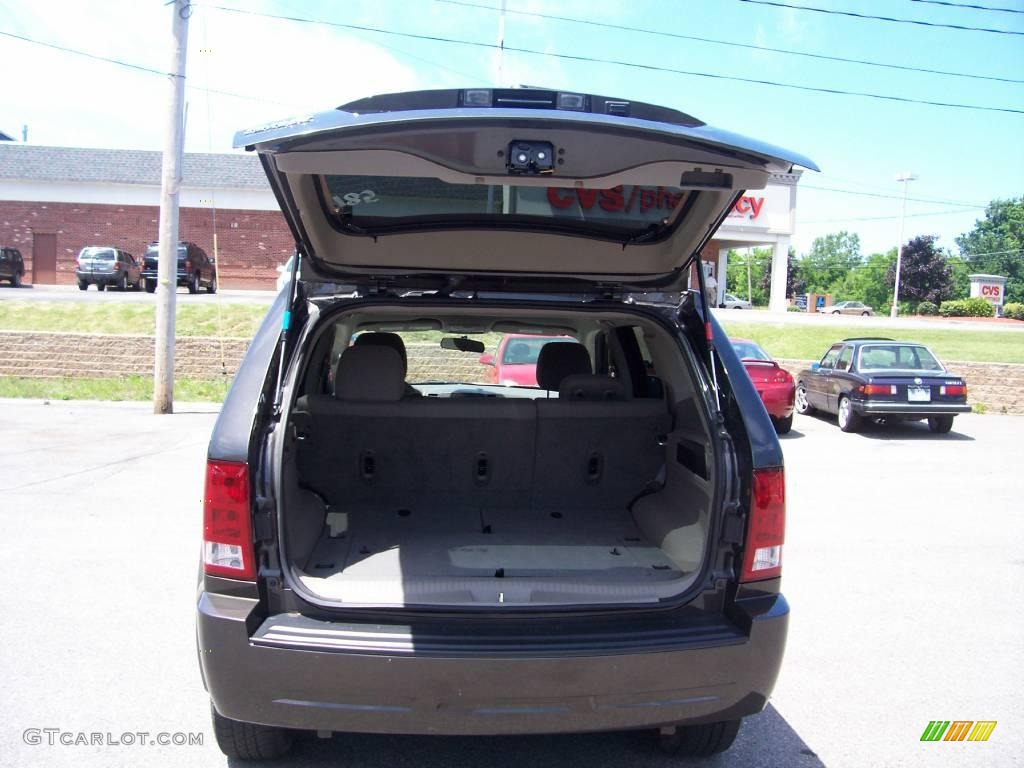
(810, 362, 821, 371)
(441, 336, 485, 354)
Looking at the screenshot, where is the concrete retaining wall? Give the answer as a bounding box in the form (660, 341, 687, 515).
(0, 331, 1020, 413)
(0, 331, 250, 380)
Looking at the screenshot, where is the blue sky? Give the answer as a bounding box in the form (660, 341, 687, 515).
(1, 0, 1022, 255)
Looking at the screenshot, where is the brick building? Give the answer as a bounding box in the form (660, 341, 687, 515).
(1, 142, 803, 305)
(0, 144, 291, 288)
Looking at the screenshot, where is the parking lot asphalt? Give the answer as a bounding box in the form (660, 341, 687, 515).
(0, 283, 277, 305)
(0, 400, 1020, 768)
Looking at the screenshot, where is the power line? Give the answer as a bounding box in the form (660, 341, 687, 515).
(437, 0, 1024, 84)
(0, 29, 304, 109)
(202, 5, 1024, 115)
(738, 0, 1024, 35)
(907, 0, 1024, 14)
(798, 205, 984, 224)
(800, 184, 988, 207)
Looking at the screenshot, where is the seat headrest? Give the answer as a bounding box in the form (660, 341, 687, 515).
(354, 332, 408, 375)
(334, 345, 406, 401)
(536, 342, 591, 391)
(559, 374, 628, 401)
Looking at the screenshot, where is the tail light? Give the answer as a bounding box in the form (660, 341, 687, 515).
(113, 261, 121, 271)
(203, 460, 256, 580)
(941, 384, 967, 396)
(860, 383, 896, 395)
(740, 467, 785, 582)
(772, 368, 792, 384)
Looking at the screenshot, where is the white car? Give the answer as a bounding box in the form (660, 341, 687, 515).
(723, 293, 752, 309)
(275, 255, 293, 293)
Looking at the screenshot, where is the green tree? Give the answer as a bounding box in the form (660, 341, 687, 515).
(955, 197, 1024, 303)
(833, 249, 895, 309)
(727, 248, 771, 305)
(760, 247, 803, 299)
(800, 231, 862, 293)
(886, 236, 954, 306)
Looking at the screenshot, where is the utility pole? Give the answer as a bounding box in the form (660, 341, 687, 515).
(890, 171, 917, 319)
(154, 0, 190, 414)
(746, 251, 753, 304)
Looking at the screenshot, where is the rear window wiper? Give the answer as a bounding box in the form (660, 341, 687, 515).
(621, 220, 669, 248)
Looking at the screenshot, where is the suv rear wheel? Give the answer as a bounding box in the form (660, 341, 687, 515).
(78, 279, 88, 291)
(211, 705, 293, 760)
(657, 719, 742, 757)
(188, 272, 200, 294)
(207, 275, 217, 294)
(145, 279, 157, 293)
(12, 271, 22, 287)
(116, 272, 127, 291)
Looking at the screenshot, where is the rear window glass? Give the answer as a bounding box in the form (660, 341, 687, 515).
(731, 341, 771, 361)
(80, 247, 115, 261)
(320, 175, 691, 240)
(145, 246, 188, 258)
(501, 337, 563, 365)
(858, 345, 944, 372)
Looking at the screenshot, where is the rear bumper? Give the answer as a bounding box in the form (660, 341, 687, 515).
(141, 269, 188, 284)
(756, 384, 795, 419)
(853, 401, 971, 417)
(75, 270, 118, 284)
(197, 590, 788, 735)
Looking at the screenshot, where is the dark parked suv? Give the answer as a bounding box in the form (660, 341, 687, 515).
(198, 88, 816, 761)
(141, 241, 216, 294)
(0, 246, 25, 287)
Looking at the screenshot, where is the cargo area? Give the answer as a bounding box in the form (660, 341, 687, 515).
(277, 305, 719, 608)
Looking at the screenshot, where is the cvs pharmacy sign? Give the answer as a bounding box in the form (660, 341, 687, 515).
(728, 196, 765, 220)
(980, 283, 1002, 300)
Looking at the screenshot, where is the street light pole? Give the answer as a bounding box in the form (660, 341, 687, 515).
(890, 171, 917, 319)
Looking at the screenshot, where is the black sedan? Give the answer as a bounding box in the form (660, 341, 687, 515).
(795, 337, 971, 433)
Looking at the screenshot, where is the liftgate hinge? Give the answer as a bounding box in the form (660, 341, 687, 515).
(719, 499, 745, 545)
(253, 495, 276, 541)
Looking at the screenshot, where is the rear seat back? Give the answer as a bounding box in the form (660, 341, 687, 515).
(533, 396, 671, 510)
(295, 395, 536, 510)
(293, 344, 670, 514)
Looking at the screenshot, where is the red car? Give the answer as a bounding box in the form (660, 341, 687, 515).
(731, 339, 795, 434)
(480, 334, 570, 386)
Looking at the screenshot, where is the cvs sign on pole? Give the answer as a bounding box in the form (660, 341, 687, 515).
(968, 273, 1007, 309)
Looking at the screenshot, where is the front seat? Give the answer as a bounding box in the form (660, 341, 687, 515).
(535, 342, 592, 393)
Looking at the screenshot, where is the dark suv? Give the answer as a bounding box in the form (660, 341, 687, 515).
(198, 88, 815, 761)
(141, 241, 216, 294)
(0, 246, 25, 287)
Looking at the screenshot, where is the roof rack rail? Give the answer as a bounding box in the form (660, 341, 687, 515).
(842, 337, 895, 342)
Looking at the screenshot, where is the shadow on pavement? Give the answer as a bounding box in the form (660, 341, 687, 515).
(233, 704, 825, 768)
(800, 411, 973, 441)
(852, 419, 974, 442)
(778, 429, 806, 440)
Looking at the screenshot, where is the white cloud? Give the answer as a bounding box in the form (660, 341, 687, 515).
(0, 0, 429, 151)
